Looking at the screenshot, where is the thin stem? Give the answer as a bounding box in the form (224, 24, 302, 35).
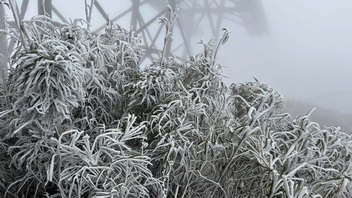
(84, 0, 95, 31)
(7, 0, 28, 50)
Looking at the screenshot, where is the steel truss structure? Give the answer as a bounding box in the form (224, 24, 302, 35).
(0, 0, 267, 78)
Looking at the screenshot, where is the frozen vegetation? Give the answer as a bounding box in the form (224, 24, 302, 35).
(0, 3, 352, 198)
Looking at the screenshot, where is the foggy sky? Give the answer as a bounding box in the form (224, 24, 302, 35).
(219, 0, 352, 114)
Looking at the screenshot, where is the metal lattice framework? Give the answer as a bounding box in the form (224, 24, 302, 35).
(0, 0, 267, 74)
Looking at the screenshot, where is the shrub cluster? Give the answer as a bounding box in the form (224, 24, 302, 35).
(0, 10, 352, 198)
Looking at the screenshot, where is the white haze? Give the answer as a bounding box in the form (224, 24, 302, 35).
(219, 0, 352, 114)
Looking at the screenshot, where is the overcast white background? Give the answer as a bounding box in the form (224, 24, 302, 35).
(219, 0, 352, 114)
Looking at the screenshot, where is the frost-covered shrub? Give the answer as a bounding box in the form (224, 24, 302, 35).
(54, 115, 162, 198)
(6, 17, 86, 132)
(125, 63, 178, 117)
(0, 13, 146, 198)
(1, 3, 352, 198)
(72, 23, 142, 130)
(229, 80, 284, 125)
(97, 24, 141, 72)
(0, 18, 93, 196)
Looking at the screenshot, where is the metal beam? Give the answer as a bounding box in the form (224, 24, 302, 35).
(2, 0, 268, 66)
(131, 0, 140, 31)
(94, 1, 109, 23)
(19, 0, 29, 20)
(135, 9, 166, 34)
(52, 4, 68, 23)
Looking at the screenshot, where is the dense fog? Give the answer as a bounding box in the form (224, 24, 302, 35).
(219, 0, 352, 115)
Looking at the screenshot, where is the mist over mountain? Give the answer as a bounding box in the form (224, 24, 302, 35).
(284, 100, 352, 133)
(218, 0, 352, 115)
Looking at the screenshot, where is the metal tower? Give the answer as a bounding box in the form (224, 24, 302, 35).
(0, 0, 267, 80)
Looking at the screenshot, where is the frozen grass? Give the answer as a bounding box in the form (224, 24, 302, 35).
(0, 1, 352, 197)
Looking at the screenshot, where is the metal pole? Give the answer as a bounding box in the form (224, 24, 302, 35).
(0, 3, 7, 84)
(131, 0, 140, 31)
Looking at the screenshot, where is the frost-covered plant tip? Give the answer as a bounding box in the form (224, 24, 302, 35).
(1, 1, 352, 198)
